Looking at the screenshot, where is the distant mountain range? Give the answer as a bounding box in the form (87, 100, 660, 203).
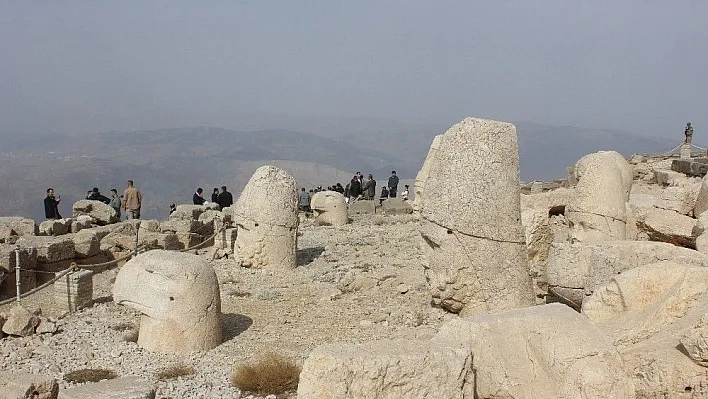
(0, 118, 683, 221)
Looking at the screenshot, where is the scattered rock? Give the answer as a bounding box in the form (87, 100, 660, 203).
(1, 305, 40, 336)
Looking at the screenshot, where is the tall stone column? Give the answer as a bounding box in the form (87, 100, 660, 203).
(418, 117, 533, 315)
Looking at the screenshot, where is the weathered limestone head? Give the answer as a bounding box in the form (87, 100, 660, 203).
(418, 117, 533, 315)
(566, 151, 632, 242)
(233, 165, 299, 269)
(233, 165, 298, 229)
(310, 191, 348, 226)
(113, 250, 222, 353)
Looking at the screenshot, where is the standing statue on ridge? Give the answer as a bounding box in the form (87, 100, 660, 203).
(685, 122, 693, 144)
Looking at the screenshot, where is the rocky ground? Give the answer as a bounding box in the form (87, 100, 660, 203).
(0, 213, 449, 398)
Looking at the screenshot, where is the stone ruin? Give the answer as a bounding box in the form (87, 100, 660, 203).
(113, 250, 222, 353)
(417, 117, 533, 315)
(232, 165, 299, 269)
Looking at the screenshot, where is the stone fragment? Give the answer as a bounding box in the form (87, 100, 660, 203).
(169, 204, 208, 221)
(69, 230, 100, 259)
(0, 217, 38, 237)
(39, 219, 70, 236)
(138, 219, 160, 233)
(297, 339, 473, 399)
(57, 376, 154, 399)
(433, 303, 635, 399)
(0, 371, 58, 399)
(72, 200, 118, 225)
(672, 158, 708, 177)
(159, 220, 204, 234)
(1, 305, 40, 336)
(654, 168, 692, 186)
(520, 187, 575, 212)
(566, 151, 632, 242)
(16, 236, 75, 263)
(380, 198, 413, 215)
(113, 250, 222, 353)
(680, 313, 708, 365)
(233, 166, 298, 269)
(310, 191, 349, 226)
(633, 205, 696, 247)
(35, 317, 58, 334)
(546, 241, 708, 307)
(694, 173, 708, 217)
(418, 117, 532, 315)
(348, 200, 376, 215)
(582, 263, 708, 396)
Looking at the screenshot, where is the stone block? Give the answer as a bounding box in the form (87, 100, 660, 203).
(70, 230, 100, 259)
(54, 269, 93, 313)
(39, 219, 70, 236)
(348, 200, 376, 215)
(672, 158, 708, 177)
(0, 217, 38, 237)
(16, 236, 75, 263)
(159, 220, 204, 234)
(380, 198, 413, 215)
(72, 200, 118, 225)
(176, 233, 203, 250)
(169, 204, 208, 221)
(0, 371, 58, 399)
(57, 376, 154, 399)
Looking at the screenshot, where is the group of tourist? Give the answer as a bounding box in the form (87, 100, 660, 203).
(297, 170, 409, 212)
(192, 186, 233, 211)
(44, 180, 142, 221)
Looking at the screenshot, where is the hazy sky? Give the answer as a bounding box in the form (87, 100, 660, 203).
(1, 1, 706, 138)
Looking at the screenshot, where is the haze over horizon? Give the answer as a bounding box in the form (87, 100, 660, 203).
(1, 1, 706, 139)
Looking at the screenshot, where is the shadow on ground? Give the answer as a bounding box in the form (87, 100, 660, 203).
(222, 313, 253, 341)
(297, 246, 325, 267)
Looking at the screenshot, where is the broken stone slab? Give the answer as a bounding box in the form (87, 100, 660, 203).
(297, 339, 473, 398)
(169, 204, 210, 221)
(69, 230, 101, 259)
(633, 205, 696, 248)
(348, 200, 376, 215)
(432, 303, 635, 398)
(57, 376, 154, 399)
(0, 371, 58, 399)
(159, 220, 204, 234)
(654, 168, 694, 187)
(35, 317, 58, 334)
(672, 158, 708, 177)
(72, 200, 119, 225)
(520, 187, 575, 212)
(1, 305, 40, 336)
(546, 241, 708, 307)
(16, 236, 75, 263)
(380, 198, 413, 215)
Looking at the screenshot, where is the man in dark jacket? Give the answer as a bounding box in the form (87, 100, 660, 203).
(88, 187, 111, 204)
(193, 187, 206, 205)
(211, 188, 219, 203)
(44, 188, 61, 219)
(362, 174, 377, 200)
(217, 185, 233, 210)
(388, 171, 400, 198)
(349, 174, 362, 199)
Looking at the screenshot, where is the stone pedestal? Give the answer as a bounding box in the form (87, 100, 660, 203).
(54, 269, 93, 312)
(680, 143, 692, 159)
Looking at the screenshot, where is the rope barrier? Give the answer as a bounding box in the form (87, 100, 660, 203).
(0, 221, 228, 307)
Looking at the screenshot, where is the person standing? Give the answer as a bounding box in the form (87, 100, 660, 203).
(211, 188, 219, 203)
(217, 185, 233, 211)
(299, 188, 311, 212)
(193, 187, 206, 205)
(43, 188, 61, 219)
(388, 170, 400, 198)
(123, 180, 142, 219)
(349, 174, 362, 199)
(685, 122, 694, 144)
(109, 188, 122, 219)
(362, 174, 376, 200)
(401, 184, 409, 201)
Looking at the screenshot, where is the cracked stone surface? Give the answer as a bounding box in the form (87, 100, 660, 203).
(113, 250, 222, 353)
(566, 151, 632, 242)
(417, 117, 533, 315)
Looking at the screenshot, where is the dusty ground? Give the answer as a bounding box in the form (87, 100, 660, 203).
(0, 213, 450, 398)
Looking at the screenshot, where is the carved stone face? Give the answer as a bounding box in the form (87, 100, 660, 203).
(113, 250, 222, 353)
(310, 191, 348, 226)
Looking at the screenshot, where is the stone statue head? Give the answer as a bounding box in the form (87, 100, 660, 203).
(113, 250, 222, 353)
(311, 191, 348, 226)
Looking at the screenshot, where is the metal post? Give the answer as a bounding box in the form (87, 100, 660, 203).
(15, 245, 21, 303)
(133, 225, 139, 256)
